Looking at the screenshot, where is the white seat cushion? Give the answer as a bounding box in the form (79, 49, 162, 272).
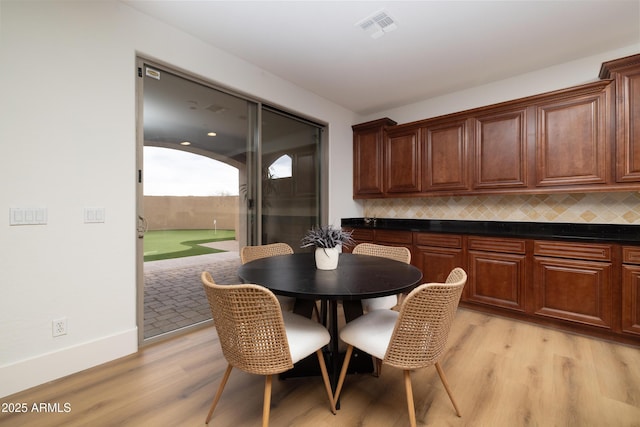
(282, 311, 330, 364)
(361, 295, 397, 311)
(339, 309, 399, 360)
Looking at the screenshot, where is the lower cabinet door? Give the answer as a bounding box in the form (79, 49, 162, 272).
(622, 264, 640, 336)
(415, 246, 464, 284)
(534, 256, 612, 329)
(467, 251, 526, 311)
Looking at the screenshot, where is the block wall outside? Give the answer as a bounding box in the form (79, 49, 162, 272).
(143, 196, 239, 232)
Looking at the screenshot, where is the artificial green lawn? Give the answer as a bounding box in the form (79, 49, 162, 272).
(143, 229, 235, 262)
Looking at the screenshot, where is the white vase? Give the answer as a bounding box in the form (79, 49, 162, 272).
(315, 247, 340, 270)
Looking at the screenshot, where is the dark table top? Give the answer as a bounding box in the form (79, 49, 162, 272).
(237, 252, 423, 301)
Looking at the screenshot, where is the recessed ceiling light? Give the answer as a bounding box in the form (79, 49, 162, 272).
(207, 132, 217, 137)
(180, 141, 191, 146)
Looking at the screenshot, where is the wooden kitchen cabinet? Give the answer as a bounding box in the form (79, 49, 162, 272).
(342, 223, 640, 346)
(534, 81, 612, 188)
(343, 227, 412, 255)
(349, 227, 374, 243)
(343, 227, 374, 253)
(422, 117, 470, 192)
(385, 125, 422, 194)
(533, 240, 613, 330)
(352, 53, 640, 199)
(368, 229, 414, 257)
(472, 106, 529, 190)
(374, 229, 413, 250)
(353, 118, 396, 197)
(467, 236, 527, 312)
(413, 232, 464, 285)
(600, 54, 640, 183)
(622, 246, 640, 336)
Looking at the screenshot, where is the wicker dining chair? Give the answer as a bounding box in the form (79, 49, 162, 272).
(240, 242, 295, 264)
(333, 267, 467, 427)
(201, 272, 336, 427)
(240, 243, 296, 312)
(351, 243, 413, 376)
(353, 243, 412, 311)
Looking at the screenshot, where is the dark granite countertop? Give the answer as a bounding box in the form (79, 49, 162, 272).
(341, 218, 640, 245)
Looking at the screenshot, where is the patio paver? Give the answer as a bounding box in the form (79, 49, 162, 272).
(143, 241, 241, 338)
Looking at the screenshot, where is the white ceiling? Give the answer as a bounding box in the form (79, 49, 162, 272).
(125, 1, 640, 115)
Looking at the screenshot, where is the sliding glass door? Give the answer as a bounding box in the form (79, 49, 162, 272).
(137, 60, 257, 343)
(136, 59, 324, 344)
(260, 108, 322, 249)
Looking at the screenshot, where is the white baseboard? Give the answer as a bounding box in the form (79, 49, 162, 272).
(0, 328, 138, 398)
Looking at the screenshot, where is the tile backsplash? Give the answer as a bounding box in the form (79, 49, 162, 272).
(363, 192, 640, 224)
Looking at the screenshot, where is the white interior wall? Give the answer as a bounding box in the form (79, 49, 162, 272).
(0, 0, 358, 398)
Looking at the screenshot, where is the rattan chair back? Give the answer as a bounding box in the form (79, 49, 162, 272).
(352, 242, 411, 264)
(240, 242, 294, 265)
(201, 271, 293, 376)
(384, 267, 467, 370)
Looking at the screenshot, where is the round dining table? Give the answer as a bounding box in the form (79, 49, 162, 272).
(237, 251, 423, 395)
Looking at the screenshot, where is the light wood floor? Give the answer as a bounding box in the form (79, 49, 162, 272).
(2, 308, 639, 427)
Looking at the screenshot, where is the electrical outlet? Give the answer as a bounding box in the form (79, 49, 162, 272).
(52, 318, 67, 337)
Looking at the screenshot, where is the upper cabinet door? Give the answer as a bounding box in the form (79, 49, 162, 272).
(353, 118, 396, 197)
(600, 55, 640, 183)
(616, 69, 640, 182)
(473, 107, 529, 190)
(385, 126, 422, 194)
(422, 118, 469, 192)
(535, 82, 612, 187)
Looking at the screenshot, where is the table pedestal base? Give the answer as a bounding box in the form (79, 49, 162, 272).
(285, 299, 375, 409)
(279, 347, 373, 380)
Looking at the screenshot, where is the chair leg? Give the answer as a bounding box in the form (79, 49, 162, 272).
(397, 292, 406, 307)
(373, 357, 383, 377)
(435, 361, 462, 417)
(315, 350, 337, 414)
(333, 344, 354, 406)
(206, 364, 233, 423)
(404, 370, 417, 427)
(263, 375, 272, 427)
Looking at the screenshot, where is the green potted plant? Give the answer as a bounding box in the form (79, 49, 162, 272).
(301, 225, 355, 270)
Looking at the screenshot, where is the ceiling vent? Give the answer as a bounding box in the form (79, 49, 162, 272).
(356, 9, 398, 39)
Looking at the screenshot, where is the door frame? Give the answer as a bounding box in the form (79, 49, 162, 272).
(135, 57, 259, 346)
(134, 56, 328, 346)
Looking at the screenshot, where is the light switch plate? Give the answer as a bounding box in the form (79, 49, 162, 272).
(10, 207, 47, 225)
(84, 207, 105, 223)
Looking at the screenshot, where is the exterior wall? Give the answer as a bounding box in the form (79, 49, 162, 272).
(364, 192, 640, 224)
(143, 196, 239, 232)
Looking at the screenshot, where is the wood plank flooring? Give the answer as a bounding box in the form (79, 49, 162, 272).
(2, 308, 639, 426)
